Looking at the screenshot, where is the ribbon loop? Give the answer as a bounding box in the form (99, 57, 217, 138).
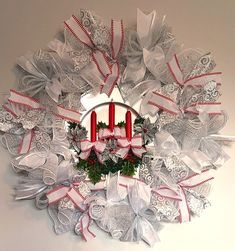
(78, 213, 96, 241)
(98, 126, 126, 139)
(111, 20, 124, 59)
(79, 139, 106, 162)
(64, 15, 95, 48)
(65, 15, 124, 97)
(122, 181, 159, 246)
(116, 134, 146, 158)
(177, 170, 214, 222)
(7, 89, 82, 124)
(64, 15, 124, 96)
(46, 183, 88, 212)
(167, 55, 184, 85)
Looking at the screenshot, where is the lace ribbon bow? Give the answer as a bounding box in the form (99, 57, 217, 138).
(17, 50, 63, 103)
(122, 181, 159, 246)
(176, 170, 214, 222)
(142, 54, 222, 117)
(47, 183, 95, 241)
(65, 15, 124, 96)
(3, 89, 81, 154)
(151, 170, 213, 223)
(153, 130, 212, 173)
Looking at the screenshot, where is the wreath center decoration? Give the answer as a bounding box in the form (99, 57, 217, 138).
(72, 101, 146, 184)
(0, 9, 232, 246)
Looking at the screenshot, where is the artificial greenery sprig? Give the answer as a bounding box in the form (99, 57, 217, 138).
(68, 120, 141, 183)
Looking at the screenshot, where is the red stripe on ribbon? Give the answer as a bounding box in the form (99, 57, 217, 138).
(111, 19, 124, 59)
(167, 56, 184, 85)
(80, 213, 96, 241)
(64, 15, 95, 48)
(167, 54, 222, 88)
(101, 62, 120, 97)
(2, 104, 18, 118)
(8, 89, 41, 110)
(92, 51, 111, 78)
(54, 105, 82, 123)
(147, 101, 178, 115)
(18, 129, 34, 154)
(152, 91, 175, 102)
(185, 72, 222, 86)
(64, 15, 124, 97)
(7, 89, 82, 124)
(47, 184, 87, 211)
(177, 170, 214, 223)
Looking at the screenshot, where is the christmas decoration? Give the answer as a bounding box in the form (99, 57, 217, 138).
(0, 9, 233, 247)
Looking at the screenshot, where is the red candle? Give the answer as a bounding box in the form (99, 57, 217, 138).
(125, 111, 132, 141)
(109, 102, 115, 131)
(90, 111, 97, 142)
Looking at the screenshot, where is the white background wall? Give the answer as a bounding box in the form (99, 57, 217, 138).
(0, 1, 235, 251)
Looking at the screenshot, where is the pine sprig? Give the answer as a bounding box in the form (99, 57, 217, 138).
(72, 120, 143, 184)
(97, 121, 126, 131)
(116, 121, 125, 127)
(68, 122, 78, 129)
(75, 149, 142, 184)
(134, 116, 145, 125)
(97, 121, 108, 130)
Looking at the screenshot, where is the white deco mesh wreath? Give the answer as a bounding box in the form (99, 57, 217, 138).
(0, 9, 232, 246)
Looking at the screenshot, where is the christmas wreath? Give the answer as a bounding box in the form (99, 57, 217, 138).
(0, 9, 232, 246)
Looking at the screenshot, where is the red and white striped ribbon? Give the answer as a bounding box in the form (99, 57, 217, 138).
(151, 170, 214, 223)
(79, 140, 106, 162)
(147, 91, 180, 115)
(8, 90, 82, 123)
(177, 170, 214, 223)
(18, 129, 34, 154)
(64, 15, 111, 77)
(55, 105, 82, 123)
(80, 213, 96, 241)
(116, 134, 146, 158)
(46, 184, 87, 212)
(100, 20, 124, 96)
(111, 19, 124, 59)
(167, 54, 222, 87)
(5, 90, 39, 154)
(167, 54, 184, 85)
(65, 15, 124, 97)
(152, 185, 182, 201)
(147, 91, 221, 116)
(64, 15, 94, 48)
(184, 102, 222, 115)
(100, 62, 120, 97)
(8, 89, 41, 109)
(4, 90, 82, 154)
(185, 72, 222, 86)
(91, 51, 112, 77)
